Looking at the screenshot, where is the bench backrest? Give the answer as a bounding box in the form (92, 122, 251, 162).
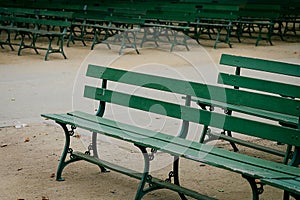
(144, 9, 196, 23)
(218, 54, 300, 99)
(84, 64, 300, 148)
(0, 7, 74, 21)
(238, 4, 281, 19)
(1, 15, 71, 31)
(195, 4, 239, 21)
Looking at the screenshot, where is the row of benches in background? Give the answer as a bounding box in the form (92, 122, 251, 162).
(0, 1, 299, 60)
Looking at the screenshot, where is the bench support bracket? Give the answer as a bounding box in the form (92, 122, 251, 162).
(242, 175, 264, 200)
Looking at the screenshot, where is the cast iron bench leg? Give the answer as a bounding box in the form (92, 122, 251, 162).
(134, 145, 151, 200)
(56, 123, 81, 181)
(242, 175, 264, 200)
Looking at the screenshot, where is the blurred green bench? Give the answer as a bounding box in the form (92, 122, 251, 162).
(141, 9, 195, 51)
(194, 4, 239, 48)
(0, 8, 73, 60)
(236, 4, 281, 46)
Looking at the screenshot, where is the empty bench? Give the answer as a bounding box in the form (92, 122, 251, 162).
(0, 9, 72, 60)
(42, 64, 300, 199)
(67, 6, 144, 54)
(197, 54, 300, 164)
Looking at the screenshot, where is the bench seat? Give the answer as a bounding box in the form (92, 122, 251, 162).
(43, 111, 300, 197)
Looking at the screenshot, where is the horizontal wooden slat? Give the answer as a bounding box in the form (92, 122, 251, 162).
(219, 54, 300, 77)
(83, 86, 300, 146)
(261, 178, 300, 195)
(85, 64, 300, 116)
(193, 96, 298, 126)
(218, 73, 300, 98)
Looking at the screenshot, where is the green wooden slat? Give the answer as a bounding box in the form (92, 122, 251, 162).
(261, 178, 300, 195)
(194, 96, 298, 126)
(85, 65, 300, 116)
(219, 54, 300, 77)
(207, 132, 286, 157)
(35, 10, 74, 19)
(201, 4, 240, 11)
(41, 113, 300, 179)
(36, 19, 71, 27)
(218, 73, 300, 98)
(83, 86, 300, 147)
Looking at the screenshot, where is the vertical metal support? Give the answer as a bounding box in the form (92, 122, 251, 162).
(283, 145, 293, 165)
(134, 145, 150, 200)
(18, 32, 26, 56)
(226, 23, 233, 48)
(45, 35, 53, 61)
(199, 125, 209, 143)
(289, 119, 300, 167)
(59, 34, 67, 59)
(255, 24, 263, 46)
(178, 95, 191, 139)
(173, 156, 188, 200)
(224, 129, 239, 152)
(96, 79, 107, 117)
(91, 132, 108, 172)
(289, 146, 300, 167)
(56, 123, 76, 181)
(5, 30, 14, 50)
(267, 22, 274, 46)
(213, 27, 221, 49)
(283, 191, 290, 200)
(242, 175, 263, 200)
(93, 79, 109, 172)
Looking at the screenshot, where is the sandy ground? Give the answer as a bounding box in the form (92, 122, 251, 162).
(0, 30, 300, 200)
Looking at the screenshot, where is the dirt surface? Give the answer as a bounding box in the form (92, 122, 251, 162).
(0, 31, 299, 200)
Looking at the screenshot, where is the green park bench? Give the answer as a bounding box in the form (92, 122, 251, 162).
(236, 4, 281, 46)
(92, 12, 144, 54)
(42, 63, 300, 199)
(67, 9, 110, 47)
(193, 4, 239, 49)
(67, 6, 144, 54)
(0, 8, 73, 60)
(280, 3, 300, 36)
(141, 9, 195, 51)
(198, 53, 300, 165)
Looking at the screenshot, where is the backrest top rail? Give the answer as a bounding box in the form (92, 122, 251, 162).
(220, 54, 300, 77)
